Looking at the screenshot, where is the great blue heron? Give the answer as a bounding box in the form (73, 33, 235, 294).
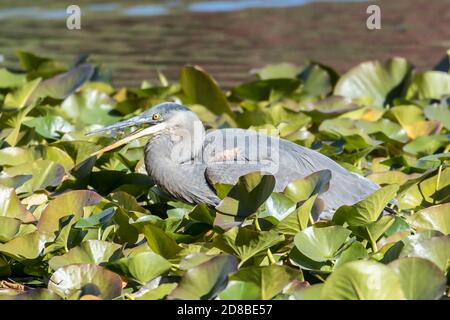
(88, 102, 381, 220)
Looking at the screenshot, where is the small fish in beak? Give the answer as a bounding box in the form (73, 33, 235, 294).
(87, 114, 166, 157)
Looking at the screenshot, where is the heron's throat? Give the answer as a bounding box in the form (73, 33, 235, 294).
(144, 119, 206, 166)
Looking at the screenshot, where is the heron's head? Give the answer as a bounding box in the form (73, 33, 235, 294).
(88, 102, 202, 156)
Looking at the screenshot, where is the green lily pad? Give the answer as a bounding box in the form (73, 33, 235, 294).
(334, 57, 412, 108)
(406, 71, 450, 100)
(334, 241, 368, 269)
(274, 195, 317, 235)
(221, 265, 301, 300)
(49, 240, 122, 270)
(4, 99, 38, 146)
(289, 246, 330, 272)
(43, 215, 76, 255)
(74, 207, 116, 229)
(37, 190, 103, 234)
(0, 186, 35, 222)
(4, 78, 41, 109)
(214, 227, 284, 266)
(349, 216, 395, 245)
(218, 280, 261, 300)
(302, 96, 362, 122)
(333, 184, 399, 226)
(215, 172, 276, 223)
(283, 170, 331, 203)
(232, 79, 301, 102)
(291, 283, 324, 300)
(0, 231, 52, 261)
(256, 63, 301, 80)
(389, 257, 446, 300)
(403, 135, 449, 156)
(142, 224, 182, 260)
(399, 235, 450, 273)
(368, 171, 410, 186)
(180, 65, 235, 120)
(28, 64, 94, 103)
(390, 105, 441, 139)
(0, 68, 26, 89)
(321, 260, 405, 300)
(168, 254, 238, 300)
(299, 64, 333, 97)
(0, 217, 21, 243)
(133, 279, 177, 300)
(16, 50, 67, 78)
(407, 203, 450, 235)
(60, 89, 120, 128)
(424, 102, 450, 131)
(48, 264, 123, 300)
(264, 192, 297, 222)
(23, 115, 74, 139)
(0, 147, 36, 166)
(397, 167, 449, 210)
(1, 160, 65, 194)
(108, 252, 171, 284)
(294, 226, 351, 262)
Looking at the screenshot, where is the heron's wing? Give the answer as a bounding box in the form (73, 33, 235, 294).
(203, 129, 380, 214)
(203, 129, 315, 187)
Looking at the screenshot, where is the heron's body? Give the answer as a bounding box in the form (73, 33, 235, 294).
(144, 126, 379, 219)
(90, 102, 381, 220)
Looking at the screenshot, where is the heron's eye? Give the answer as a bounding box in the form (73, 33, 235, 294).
(152, 113, 161, 120)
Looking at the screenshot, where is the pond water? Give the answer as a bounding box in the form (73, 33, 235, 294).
(0, 1, 369, 19)
(0, 0, 448, 89)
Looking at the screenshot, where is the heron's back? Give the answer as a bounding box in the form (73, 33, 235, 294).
(203, 128, 379, 218)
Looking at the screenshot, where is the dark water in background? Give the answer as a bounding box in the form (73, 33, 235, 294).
(0, 0, 449, 89)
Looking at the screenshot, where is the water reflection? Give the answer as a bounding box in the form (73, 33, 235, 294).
(1, 0, 437, 91)
(0, 0, 368, 19)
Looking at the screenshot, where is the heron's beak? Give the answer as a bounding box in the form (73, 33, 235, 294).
(88, 116, 167, 157)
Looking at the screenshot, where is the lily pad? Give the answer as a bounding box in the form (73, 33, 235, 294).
(334, 58, 412, 108)
(142, 224, 182, 259)
(28, 64, 94, 103)
(0, 186, 35, 222)
(283, 170, 331, 203)
(214, 227, 284, 266)
(0, 217, 21, 243)
(399, 235, 450, 273)
(333, 184, 399, 226)
(321, 260, 405, 300)
(274, 195, 317, 235)
(48, 264, 122, 300)
(1, 160, 65, 194)
(60, 89, 120, 128)
(215, 173, 276, 224)
(294, 226, 351, 262)
(180, 65, 235, 120)
(221, 265, 301, 300)
(108, 252, 171, 284)
(407, 203, 450, 235)
(406, 71, 450, 100)
(218, 280, 261, 300)
(37, 190, 103, 234)
(49, 240, 122, 270)
(168, 254, 238, 300)
(389, 257, 446, 300)
(0, 231, 52, 261)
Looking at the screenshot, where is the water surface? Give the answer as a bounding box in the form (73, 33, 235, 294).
(0, 0, 448, 89)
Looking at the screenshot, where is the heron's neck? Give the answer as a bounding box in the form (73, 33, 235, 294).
(144, 121, 205, 171)
(143, 122, 205, 201)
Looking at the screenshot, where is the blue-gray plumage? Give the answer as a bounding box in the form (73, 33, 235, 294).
(89, 102, 380, 220)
